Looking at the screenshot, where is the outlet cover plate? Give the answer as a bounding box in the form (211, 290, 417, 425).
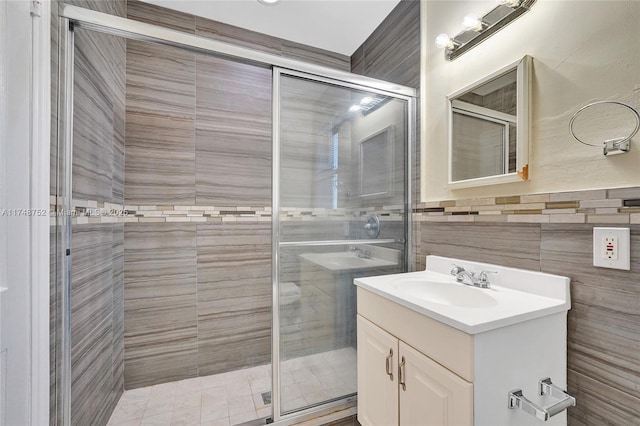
(593, 227, 630, 270)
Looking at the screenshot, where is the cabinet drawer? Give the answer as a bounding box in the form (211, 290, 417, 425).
(357, 287, 474, 381)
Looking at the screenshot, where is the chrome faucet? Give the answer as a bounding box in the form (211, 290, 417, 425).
(450, 264, 495, 289)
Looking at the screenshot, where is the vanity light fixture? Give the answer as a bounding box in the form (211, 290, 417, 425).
(435, 33, 458, 50)
(499, 0, 522, 7)
(257, 0, 280, 5)
(461, 13, 486, 32)
(436, 0, 536, 61)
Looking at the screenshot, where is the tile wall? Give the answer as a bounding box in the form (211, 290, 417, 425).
(50, 1, 127, 425)
(122, 0, 354, 390)
(350, 0, 420, 88)
(51, 0, 417, 424)
(350, 0, 421, 210)
(50, 0, 354, 421)
(414, 187, 640, 424)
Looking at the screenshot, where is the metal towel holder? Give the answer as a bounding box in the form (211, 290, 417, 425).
(508, 377, 576, 421)
(569, 100, 640, 156)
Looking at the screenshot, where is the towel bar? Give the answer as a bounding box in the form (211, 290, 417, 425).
(508, 377, 576, 421)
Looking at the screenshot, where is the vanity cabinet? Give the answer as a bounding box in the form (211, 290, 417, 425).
(356, 276, 570, 426)
(357, 315, 472, 426)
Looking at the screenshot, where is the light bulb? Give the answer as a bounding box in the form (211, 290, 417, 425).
(349, 105, 361, 112)
(257, 0, 280, 5)
(498, 0, 520, 7)
(360, 97, 374, 105)
(435, 33, 453, 50)
(462, 13, 482, 31)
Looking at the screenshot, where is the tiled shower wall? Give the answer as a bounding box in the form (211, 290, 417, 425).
(122, 0, 352, 389)
(50, 0, 353, 422)
(414, 187, 640, 424)
(350, 0, 420, 88)
(350, 0, 421, 205)
(50, 1, 127, 425)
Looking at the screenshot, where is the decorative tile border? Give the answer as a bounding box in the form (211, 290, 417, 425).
(51, 187, 640, 226)
(49, 197, 406, 225)
(413, 187, 640, 224)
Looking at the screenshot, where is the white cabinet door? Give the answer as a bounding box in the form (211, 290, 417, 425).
(357, 315, 399, 426)
(399, 342, 473, 426)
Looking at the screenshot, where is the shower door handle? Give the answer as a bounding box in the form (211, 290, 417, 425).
(385, 348, 394, 380)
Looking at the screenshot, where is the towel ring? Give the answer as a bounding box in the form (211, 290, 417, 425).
(569, 101, 640, 155)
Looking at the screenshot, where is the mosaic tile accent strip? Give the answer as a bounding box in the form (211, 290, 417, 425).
(51, 187, 639, 226)
(50, 197, 407, 225)
(413, 187, 640, 224)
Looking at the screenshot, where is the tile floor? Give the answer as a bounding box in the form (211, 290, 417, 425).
(107, 347, 357, 426)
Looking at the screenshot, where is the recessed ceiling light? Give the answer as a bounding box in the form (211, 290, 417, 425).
(258, 0, 280, 5)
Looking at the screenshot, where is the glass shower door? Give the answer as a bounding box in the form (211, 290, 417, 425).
(274, 70, 410, 416)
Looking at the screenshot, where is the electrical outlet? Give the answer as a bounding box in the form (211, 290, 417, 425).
(593, 227, 630, 270)
(603, 236, 618, 260)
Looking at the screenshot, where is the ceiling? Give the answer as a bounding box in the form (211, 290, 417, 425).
(141, 0, 402, 56)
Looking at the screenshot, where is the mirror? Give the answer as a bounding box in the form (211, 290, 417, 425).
(448, 55, 531, 188)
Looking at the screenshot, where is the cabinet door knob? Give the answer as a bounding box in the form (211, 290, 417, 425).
(399, 356, 406, 391)
(385, 348, 394, 380)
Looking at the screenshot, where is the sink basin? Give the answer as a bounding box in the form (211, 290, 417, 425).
(390, 279, 498, 308)
(354, 255, 571, 334)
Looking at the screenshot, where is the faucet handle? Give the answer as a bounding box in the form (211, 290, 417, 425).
(450, 264, 465, 276)
(477, 270, 497, 285)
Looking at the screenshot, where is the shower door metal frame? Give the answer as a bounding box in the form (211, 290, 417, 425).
(54, 15, 75, 426)
(271, 67, 415, 423)
(55, 5, 416, 426)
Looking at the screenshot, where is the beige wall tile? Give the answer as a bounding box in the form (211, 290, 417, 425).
(520, 193, 550, 203)
(549, 189, 608, 202)
(507, 214, 550, 223)
(580, 199, 623, 208)
(586, 215, 630, 224)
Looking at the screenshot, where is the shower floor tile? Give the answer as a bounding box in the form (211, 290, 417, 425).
(107, 347, 356, 426)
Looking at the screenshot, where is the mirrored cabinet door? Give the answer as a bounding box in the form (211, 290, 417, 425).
(447, 55, 531, 188)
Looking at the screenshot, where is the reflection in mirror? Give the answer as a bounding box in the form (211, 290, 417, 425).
(452, 70, 516, 181)
(448, 56, 530, 188)
(360, 126, 393, 198)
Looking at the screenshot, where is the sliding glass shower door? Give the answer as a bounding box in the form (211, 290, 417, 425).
(55, 8, 415, 424)
(273, 69, 412, 417)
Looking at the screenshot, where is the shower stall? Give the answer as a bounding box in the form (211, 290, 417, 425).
(52, 4, 415, 425)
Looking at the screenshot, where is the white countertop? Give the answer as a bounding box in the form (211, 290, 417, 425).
(354, 256, 571, 335)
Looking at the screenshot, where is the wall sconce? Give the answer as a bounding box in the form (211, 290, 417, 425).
(435, 0, 536, 61)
